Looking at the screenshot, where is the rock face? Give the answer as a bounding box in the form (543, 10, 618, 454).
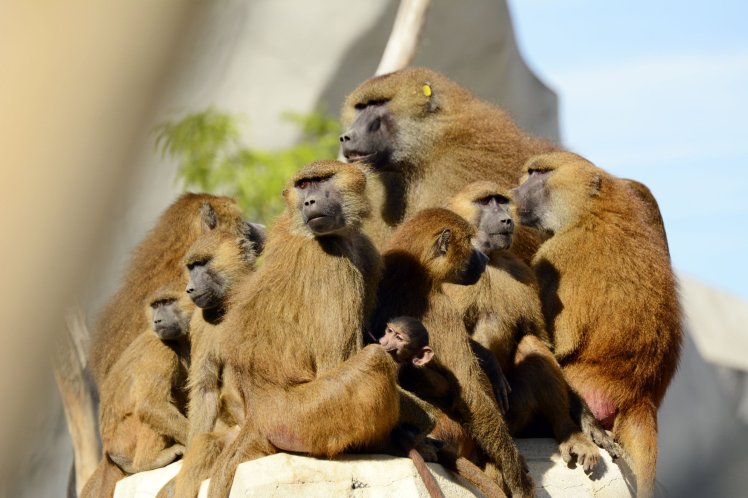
(114, 439, 633, 498)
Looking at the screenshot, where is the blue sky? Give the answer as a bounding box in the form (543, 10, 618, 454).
(507, 0, 748, 299)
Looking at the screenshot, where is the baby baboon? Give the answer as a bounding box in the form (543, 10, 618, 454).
(81, 288, 194, 498)
(156, 223, 264, 498)
(512, 152, 682, 498)
(374, 207, 533, 498)
(205, 161, 401, 498)
(89, 193, 245, 385)
(379, 316, 434, 367)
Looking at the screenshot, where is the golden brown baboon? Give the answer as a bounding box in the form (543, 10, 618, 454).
(445, 181, 619, 470)
(156, 224, 264, 498)
(81, 288, 194, 498)
(89, 193, 245, 385)
(512, 152, 682, 498)
(205, 160, 403, 498)
(339, 67, 557, 260)
(374, 207, 534, 498)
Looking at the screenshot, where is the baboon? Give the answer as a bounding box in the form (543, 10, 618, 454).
(380, 318, 445, 498)
(89, 193, 245, 385)
(339, 67, 556, 259)
(81, 288, 194, 498)
(446, 181, 615, 472)
(205, 160, 403, 498)
(156, 223, 264, 498)
(374, 207, 534, 498)
(381, 317, 507, 498)
(512, 152, 682, 498)
(379, 316, 434, 366)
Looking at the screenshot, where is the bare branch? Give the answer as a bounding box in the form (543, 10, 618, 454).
(54, 306, 100, 496)
(376, 0, 432, 76)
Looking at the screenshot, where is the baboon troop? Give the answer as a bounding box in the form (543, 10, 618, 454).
(84, 68, 681, 498)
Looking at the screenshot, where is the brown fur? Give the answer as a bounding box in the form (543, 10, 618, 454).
(81, 289, 194, 498)
(515, 152, 682, 497)
(375, 208, 533, 498)
(205, 161, 401, 498)
(340, 67, 557, 260)
(89, 193, 245, 385)
(445, 181, 613, 471)
(157, 228, 260, 498)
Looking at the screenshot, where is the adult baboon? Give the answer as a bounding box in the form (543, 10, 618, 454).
(512, 152, 682, 497)
(205, 161, 403, 498)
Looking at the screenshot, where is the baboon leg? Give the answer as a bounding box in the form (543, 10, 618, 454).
(615, 400, 658, 498)
(206, 424, 274, 498)
(509, 335, 601, 471)
(79, 457, 127, 498)
(167, 431, 233, 498)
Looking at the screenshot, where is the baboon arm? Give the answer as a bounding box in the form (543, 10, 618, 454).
(137, 403, 189, 445)
(187, 348, 222, 442)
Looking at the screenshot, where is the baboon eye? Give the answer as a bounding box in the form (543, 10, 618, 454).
(354, 99, 389, 110)
(297, 180, 310, 190)
(187, 259, 209, 270)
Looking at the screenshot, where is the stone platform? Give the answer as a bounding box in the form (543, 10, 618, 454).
(114, 438, 634, 497)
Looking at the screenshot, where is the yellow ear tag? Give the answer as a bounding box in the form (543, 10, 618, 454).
(422, 84, 432, 97)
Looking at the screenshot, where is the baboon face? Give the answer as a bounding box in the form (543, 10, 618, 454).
(513, 152, 603, 235)
(379, 317, 433, 367)
(339, 101, 395, 169)
(185, 258, 225, 309)
(150, 297, 188, 341)
(512, 168, 552, 232)
(295, 176, 346, 236)
(474, 194, 514, 255)
(340, 68, 441, 170)
(284, 161, 370, 237)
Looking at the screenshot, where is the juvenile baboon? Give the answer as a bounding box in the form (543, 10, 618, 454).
(512, 152, 682, 498)
(205, 161, 403, 498)
(81, 288, 194, 498)
(89, 193, 245, 385)
(339, 67, 556, 259)
(374, 208, 534, 498)
(446, 181, 614, 471)
(157, 224, 264, 498)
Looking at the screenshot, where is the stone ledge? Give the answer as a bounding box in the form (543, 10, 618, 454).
(114, 438, 633, 497)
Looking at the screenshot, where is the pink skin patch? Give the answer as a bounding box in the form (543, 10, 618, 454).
(583, 389, 617, 430)
(267, 425, 309, 453)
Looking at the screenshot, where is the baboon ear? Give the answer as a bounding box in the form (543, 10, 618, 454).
(412, 346, 434, 367)
(590, 174, 603, 196)
(241, 222, 267, 256)
(200, 202, 218, 232)
(433, 228, 451, 256)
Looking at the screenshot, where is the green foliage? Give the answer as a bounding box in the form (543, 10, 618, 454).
(154, 107, 341, 223)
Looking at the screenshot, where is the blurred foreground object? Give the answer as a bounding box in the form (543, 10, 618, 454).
(0, 0, 197, 495)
